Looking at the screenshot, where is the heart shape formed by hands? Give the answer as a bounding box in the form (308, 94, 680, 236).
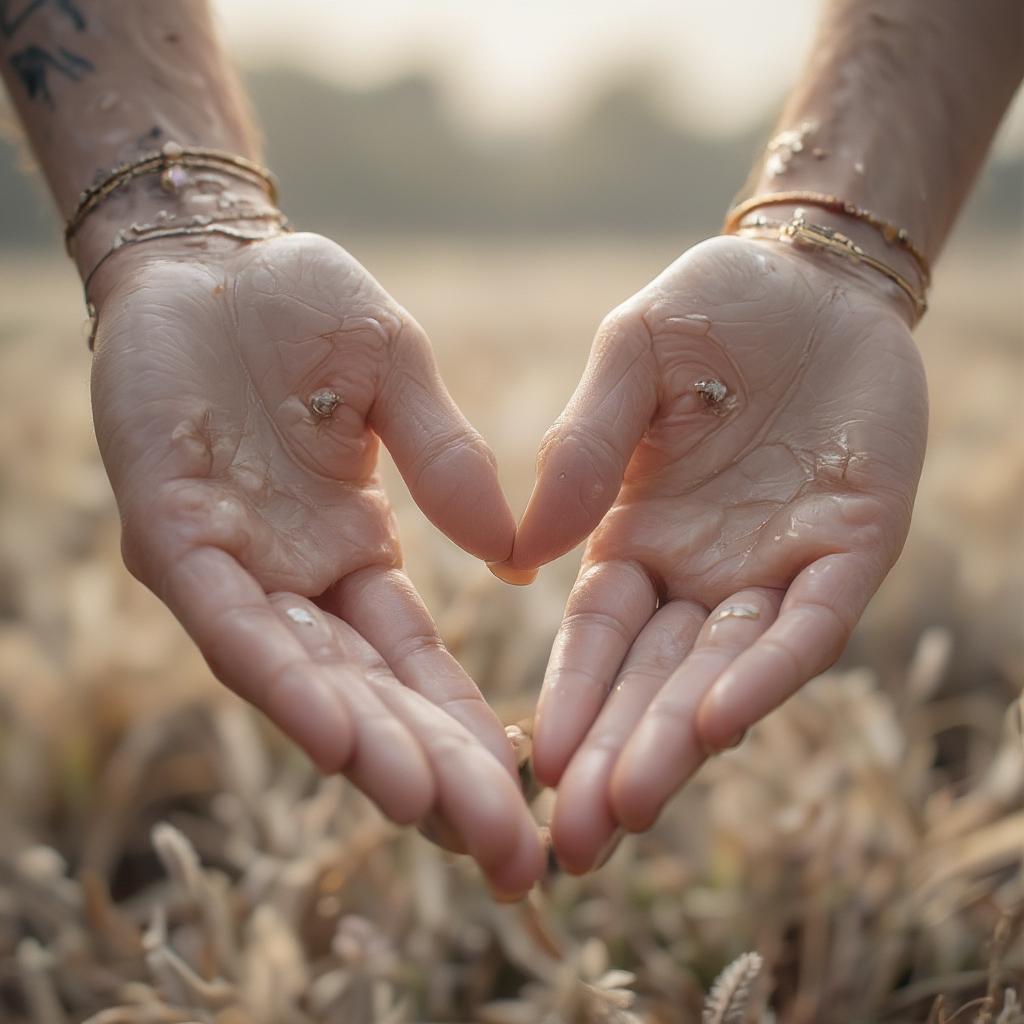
(89, 230, 927, 893)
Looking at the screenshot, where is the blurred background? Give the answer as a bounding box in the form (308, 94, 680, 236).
(0, 3, 1022, 1022)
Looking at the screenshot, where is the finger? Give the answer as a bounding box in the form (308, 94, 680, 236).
(611, 588, 783, 832)
(696, 552, 883, 751)
(323, 566, 517, 777)
(531, 559, 659, 788)
(549, 599, 705, 874)
(500, 309, 658, 573)
(267, 594, 436, 825)
(157, 547, 354, 775)
(289, 593, 546, 896)
(371, 324, 516, 565)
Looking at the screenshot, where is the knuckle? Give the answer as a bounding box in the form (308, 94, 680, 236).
(537, 419, 621, 476)
(389, 628, 446, 668)
(597, 305, 643, 343)
(383, 320, 432, 372)
(560, 608, 633, 645)
(414, 426, 493, 479)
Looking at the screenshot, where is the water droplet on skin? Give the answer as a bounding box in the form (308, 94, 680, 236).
(665, 313, 712, 336)
(309, 388, 341, 419)
(765, 121, 818, 176)
(714, 603, 761, 622)
(286, 607, 316, 627)
(694, 378, 728, 406)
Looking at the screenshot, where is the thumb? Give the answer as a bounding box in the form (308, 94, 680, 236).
(497, 309, 658, 579)
(371, 324, 516, 564)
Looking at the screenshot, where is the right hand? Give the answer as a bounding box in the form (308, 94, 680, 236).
(87, 230, 545, 897)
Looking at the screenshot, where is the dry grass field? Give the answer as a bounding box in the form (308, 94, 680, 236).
(0, 233, 1021, 1023)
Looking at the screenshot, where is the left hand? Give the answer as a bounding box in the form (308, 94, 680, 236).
(499, 234, 928, 872)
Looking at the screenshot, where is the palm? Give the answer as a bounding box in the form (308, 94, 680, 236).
(510, 236, 927, 871)
(596, 245, 920, 605)
(89, 232, 545, 895)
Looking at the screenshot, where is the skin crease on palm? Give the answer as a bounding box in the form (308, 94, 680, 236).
(503, 234, 928, 874)
(87, 232, 547, 898)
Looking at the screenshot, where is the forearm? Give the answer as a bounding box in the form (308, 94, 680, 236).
(0, 0, 269, 289)
(740, 0, 1023, 265)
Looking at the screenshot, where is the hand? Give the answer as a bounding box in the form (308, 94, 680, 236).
(89, 231, 545, 896)
(503, 234, 928, 872)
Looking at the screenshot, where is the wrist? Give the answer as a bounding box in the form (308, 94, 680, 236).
(68, 144, 285, 311)
(728, 200, 927, 326)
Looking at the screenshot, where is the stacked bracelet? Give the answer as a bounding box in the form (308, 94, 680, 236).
(68, 141, 288, 351)
(735, 209, 927, 316)
(723, 189, 931, 288)
(64, 141, 279, 253)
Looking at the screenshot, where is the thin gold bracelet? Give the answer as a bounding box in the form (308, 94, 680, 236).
(64, 142, 279, 253)
(724, 190, 931, 287)
(736, 211, 927, 317)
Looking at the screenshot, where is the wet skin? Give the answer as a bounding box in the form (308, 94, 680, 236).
(504, 234, 928, 873)
(90, 231, 546, 897)
(89, 228, 927, 888)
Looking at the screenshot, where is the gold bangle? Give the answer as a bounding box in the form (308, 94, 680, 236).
(736, 210, 927, 317)
(64, 142, 279, 253)
(724, 190, 931, 286)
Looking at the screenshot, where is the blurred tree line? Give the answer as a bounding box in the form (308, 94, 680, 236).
(1, 67, 1021, 244)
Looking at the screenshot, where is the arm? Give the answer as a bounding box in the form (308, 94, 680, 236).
(0, 0, 262, 284)
(501, 0, 1023, 873)
(1, 1, 545, 898)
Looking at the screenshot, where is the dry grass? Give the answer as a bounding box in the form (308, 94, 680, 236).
(0, 235, 1021, 1023)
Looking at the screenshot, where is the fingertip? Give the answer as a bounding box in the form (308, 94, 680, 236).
(432, 463, 516, 563)
(549, 749, 620, 874)
(487, 561, 539, 586)
(484, 819, 547, 897)
(529, 716, 571, 789)
(695, 671, 746, 752)
(610, 793, 658, 835)
(386, 426, 517, 563)
(507, 456, 609, 572)
(384, 772, 437, 826)
(608, 755, 660, 834)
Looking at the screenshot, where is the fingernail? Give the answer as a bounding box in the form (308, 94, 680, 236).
(487, 562, 539, 586)
(489, 884, 530, 904)
(594, 828, 626, 869)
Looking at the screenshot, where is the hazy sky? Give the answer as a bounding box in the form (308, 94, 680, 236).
(213, 0, 1024, 151)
